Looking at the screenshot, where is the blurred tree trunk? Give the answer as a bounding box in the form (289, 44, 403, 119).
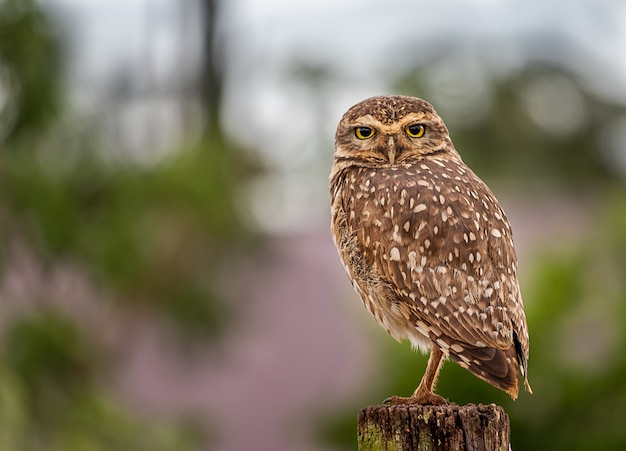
(0, 0, 60, 146)
(198, 0, 223, 134)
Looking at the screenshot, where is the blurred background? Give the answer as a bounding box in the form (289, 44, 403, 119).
(0, 0, 625, 450)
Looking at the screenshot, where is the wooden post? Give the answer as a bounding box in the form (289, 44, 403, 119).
(358, 403, 510, 451)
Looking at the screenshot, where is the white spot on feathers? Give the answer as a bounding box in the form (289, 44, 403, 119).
(392, 225, 401, 243)
(390, 247, 401, 261)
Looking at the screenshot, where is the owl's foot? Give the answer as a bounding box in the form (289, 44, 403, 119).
(383, 392, 447, 406)
(383, 347, 448, 406)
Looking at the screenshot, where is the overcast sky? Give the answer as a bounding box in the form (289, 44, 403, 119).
(45, 0, 626, 101)
(42, 0, 626, 231)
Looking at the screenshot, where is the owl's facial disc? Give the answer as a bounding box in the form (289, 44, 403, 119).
(347, 112, 432, 163)
(334, 100, 460, 167)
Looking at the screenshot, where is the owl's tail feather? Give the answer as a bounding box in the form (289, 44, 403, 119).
(449, 345, 521, 399)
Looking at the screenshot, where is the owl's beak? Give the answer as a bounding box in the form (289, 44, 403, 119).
(387, 136, 396, 164)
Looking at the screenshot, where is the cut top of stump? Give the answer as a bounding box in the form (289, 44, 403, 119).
(357, 403, 510, 451)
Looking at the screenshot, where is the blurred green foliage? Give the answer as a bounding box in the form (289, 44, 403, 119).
(0, 311, 202, 451)
(0, 0, 255, 449)
(1, 136, 253, 338)
(511, 193, 626, 450)
(395, 61, 625, 182)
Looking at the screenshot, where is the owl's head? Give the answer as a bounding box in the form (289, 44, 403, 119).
(334, 95, 461, 168)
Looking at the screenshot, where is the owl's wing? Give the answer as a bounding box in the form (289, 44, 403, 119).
(354, 162, 526, 355)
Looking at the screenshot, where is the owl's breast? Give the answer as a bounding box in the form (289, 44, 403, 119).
(330, 164, 434, 346)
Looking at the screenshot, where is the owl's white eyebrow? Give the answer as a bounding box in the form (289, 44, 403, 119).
(352, 115, 379, 127)
(352, 112, 432, 132)
(352, 118, 401, 134)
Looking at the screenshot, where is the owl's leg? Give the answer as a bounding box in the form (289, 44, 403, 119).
(384, 347, 447, 405)
(411, 346, 447, 404)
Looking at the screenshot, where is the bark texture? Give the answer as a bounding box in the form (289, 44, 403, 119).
(357, 403, 510, 451)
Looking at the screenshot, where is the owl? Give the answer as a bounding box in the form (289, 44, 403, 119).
(330, 95, 531, 405)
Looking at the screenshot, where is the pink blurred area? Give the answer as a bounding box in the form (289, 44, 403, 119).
(110, 227, 375, 451)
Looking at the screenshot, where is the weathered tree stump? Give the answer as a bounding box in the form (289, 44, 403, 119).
(358, 403, 510, 451)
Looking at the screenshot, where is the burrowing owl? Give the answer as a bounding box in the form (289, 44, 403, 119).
(330, 95, 531, 404)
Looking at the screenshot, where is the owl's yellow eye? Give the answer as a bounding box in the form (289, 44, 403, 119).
(405, 124, 425, 138)
(355, 126, 375, 140)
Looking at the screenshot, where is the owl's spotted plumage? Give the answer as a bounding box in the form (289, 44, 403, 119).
(330, 95, 531, 404)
